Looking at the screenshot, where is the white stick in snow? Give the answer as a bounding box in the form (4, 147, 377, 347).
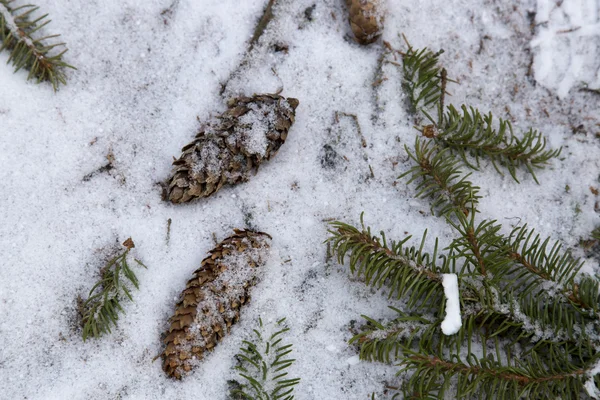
(441, 273, 462, 335)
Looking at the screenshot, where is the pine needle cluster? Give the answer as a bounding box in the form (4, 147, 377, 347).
(81, 238, 146, 341)
(326, 39, 600, 398)
(0, 0, 74, 90)
(229, 318, 300, 400)
(328, 179, 600, 397)
(396, 38, 561, 184)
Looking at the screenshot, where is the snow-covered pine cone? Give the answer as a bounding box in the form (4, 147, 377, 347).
(346, 0, 384, 45)
(161, 229, 271, 379)
(166, 93, 299, 203)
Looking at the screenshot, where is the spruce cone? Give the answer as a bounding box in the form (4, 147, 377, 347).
(346, 0, 384, 45)
(161, 229, 272, 379)
(166, 94, 299, 203)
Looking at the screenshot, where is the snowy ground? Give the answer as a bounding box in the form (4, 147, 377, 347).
(1, 0, 599, 399)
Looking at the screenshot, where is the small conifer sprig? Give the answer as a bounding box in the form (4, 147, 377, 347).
(400, 37, 448, 120)
(398, 38, 561, 184)
(81, 238, 146, 341)
(400, 141, 600, 339)
(0, 0, 75, 90)
(328, 214, 448, 310)
(399, 138, 593, 319)
(328, 213, 600, 397)
(425, 105, 562, 184)
(230, 318, 300, 400)
(327, 143, 600, 397)
(399, 137, 481, 217)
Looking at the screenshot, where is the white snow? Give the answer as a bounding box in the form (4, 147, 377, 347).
(1, 0, 600, 398)
(346, 355, 361, 366)
(441, 273, 462, 335)
(531, 0, 600, 97)
(585, 359, 600, 399)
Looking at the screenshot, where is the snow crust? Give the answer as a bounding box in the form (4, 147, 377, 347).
(441, 274, 462, 335)
(1, 0, 599, 399)
(585, 358, 600, 399)
(236, 102, 272, 156)
(531, 0, 600, 97)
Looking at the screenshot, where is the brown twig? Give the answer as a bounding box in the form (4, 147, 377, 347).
(438, 68, 447, 125)
(408, 354, 586, 385)
(335, 111, 367, 148)
(220, 0, 277, 95)
(249, 0, 277, 53)
(166, 218, 172, 245)
(466, 227, 487, 276)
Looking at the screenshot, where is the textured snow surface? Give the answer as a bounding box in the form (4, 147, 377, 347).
(1, 0, 600, 399)
(236, 101, 277, 156)
(441, 274, 461, 336)
(532, 0, 600, 97)
(586, 358, 600, 398)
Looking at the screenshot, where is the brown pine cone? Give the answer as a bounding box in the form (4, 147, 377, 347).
(346, 0, 384, 45)
(166, 93, 299, 203)
(161, 229, 272, 379)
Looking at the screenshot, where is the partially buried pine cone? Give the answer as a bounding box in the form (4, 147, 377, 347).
(166, 93, 299, 203)
(161, 229, 272, 379)
(346, 0, 384, 45)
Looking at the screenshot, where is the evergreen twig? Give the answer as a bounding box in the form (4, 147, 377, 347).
(327, 213, 447, 310)
(230, 318, 300, 400)
(399, 137, 480, 218)
(400, 35, 448, 121)
(398, 39, 561, 183)
(400, 346, 594, 399)
(327, 37, 597, 399)
(327, 171, 600, 396)
(503, 225, 598, 315)
(81, 238, 146, 341)
(349, 308, 434, 364)
(0, 0, 75, 90)
(424, 105, 562, 184)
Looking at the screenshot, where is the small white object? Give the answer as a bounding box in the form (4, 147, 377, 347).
(346, 355, 360, 366)
(441, 273, 462, 335)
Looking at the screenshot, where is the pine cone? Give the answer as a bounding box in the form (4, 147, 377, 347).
(166, 94, 299, 203)
(161, 229, 272, 379)
(346, 0, 384, 45)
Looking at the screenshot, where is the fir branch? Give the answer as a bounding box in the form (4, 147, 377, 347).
(327, 214, 447, 310)
(424, 104, 561, 184)
(399, 39, 561, 183)
(448, 217, 595, 341)
(503, 225, 598, 315)
(330, 37, 597, 397)
(230, 318, 300, 400)
(573, 276, 600, 315)
(446, 212, 508, 277)
(350, 308, 434, 364)
(81, 238, 146, 341)
(398, 314, 599, 398)
(0, 0, 75, 90)
(400, 36, 447, 120)
(400, 350, 592, 399)
(399, 137, 480, 217)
